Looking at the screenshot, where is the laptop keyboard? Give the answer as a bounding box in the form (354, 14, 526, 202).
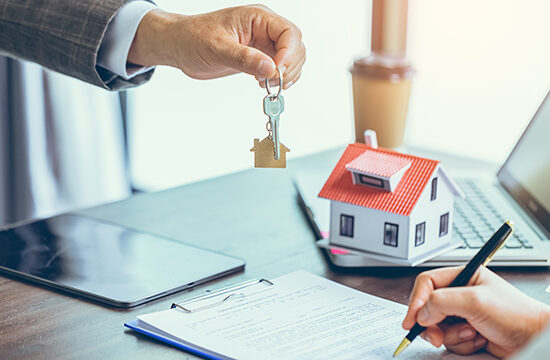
(453, 179, 533, 249)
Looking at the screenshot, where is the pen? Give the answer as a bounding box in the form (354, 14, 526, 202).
(393, 220, 514, 357)
(292, 179, 324, 241)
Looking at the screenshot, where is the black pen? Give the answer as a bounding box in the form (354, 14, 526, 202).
(393, 220, 514, 357)
(292, 179, 324, 241)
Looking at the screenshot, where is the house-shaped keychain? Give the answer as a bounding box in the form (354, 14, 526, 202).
(250, 137, 290, 168)
(318, 130, 464, 265)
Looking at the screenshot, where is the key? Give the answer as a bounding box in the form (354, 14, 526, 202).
(263, 94, 284, 160)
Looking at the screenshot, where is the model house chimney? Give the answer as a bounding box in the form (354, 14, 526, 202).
(364, 130, 379, 148)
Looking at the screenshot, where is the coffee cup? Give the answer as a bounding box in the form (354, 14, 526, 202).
(351, 56, 414, 148)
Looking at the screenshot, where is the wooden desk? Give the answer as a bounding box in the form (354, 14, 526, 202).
(1, 148, 550, 359)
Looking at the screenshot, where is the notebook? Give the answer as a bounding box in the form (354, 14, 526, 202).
(125, 271, 494, 359)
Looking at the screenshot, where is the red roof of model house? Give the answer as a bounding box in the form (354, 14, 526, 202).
(319, 143, 444, 216)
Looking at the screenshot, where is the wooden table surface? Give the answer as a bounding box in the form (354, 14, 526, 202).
(2, 147, 550, 359)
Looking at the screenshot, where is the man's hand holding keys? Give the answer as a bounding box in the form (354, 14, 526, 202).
(128, 5, 305, 89)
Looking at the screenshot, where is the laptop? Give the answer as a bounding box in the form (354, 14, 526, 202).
(295, 91, 550, 267)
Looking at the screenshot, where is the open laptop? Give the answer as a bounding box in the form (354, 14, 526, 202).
(295, 90, 550, 267)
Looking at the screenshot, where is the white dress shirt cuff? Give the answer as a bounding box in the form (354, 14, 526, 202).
(97, 1, 157, 80)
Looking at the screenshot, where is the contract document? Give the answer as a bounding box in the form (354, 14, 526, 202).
(126, 271, 494, 359)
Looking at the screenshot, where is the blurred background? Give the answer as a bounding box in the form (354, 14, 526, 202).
(129, 0, 550, 190)
(2, 0, 550, 225)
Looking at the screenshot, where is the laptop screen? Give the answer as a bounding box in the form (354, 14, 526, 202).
(498, 91, 550, 236)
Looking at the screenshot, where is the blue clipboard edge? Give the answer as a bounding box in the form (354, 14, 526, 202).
(124, 320, 228, 360)
(124, 277, 273, 359)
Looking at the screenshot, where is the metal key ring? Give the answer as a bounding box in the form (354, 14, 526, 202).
(265, 66, 283, 98)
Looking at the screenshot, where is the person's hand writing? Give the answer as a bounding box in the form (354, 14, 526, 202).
(402, 266, 550, 358)
(128, 5, 305, 89)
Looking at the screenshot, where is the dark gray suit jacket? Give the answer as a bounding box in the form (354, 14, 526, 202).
(0, 0, 154, 90)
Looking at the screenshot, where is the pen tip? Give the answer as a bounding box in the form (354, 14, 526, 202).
(393, 338, 411, 357)
(506, 220, 514, 228)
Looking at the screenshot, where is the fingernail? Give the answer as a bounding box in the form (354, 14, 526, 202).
(258, 60, 275, 76)
(279, 66, 287, 74)
(459, 328, 475, 340)
(418, 307, 428, 323)
(286, 81, 294, 88)
(258, 77, 265, 81)
(474, 337, 486, 347)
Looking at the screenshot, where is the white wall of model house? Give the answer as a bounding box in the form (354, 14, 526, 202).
(329, 166, 457, 260)
(408, 167, 456, 259)
(329, 200, 410, 258)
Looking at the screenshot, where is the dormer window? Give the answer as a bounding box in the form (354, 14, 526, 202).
(357, 174, 384, 188)
(345, 150, 412, 192)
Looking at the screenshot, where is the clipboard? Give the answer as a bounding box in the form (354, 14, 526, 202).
(124, 271, 488, 360)
(124, 277, 274, 360)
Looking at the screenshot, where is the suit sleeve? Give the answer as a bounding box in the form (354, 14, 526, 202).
(0, 0, 154, 91)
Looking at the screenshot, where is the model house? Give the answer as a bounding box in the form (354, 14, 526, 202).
(250, 137, 290, 168)
(318, 132, 464, 261)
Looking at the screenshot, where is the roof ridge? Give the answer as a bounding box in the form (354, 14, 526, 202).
(349, 143, 440, 164)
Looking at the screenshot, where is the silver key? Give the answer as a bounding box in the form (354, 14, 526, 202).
(263, 94, 285, 160)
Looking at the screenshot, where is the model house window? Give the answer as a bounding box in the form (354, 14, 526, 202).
(439, 213, 449, 237)
(340, 214, 354, 238)
(430, 178, 438, 201)
(415, 222, 426, 246)
(383, 222, 399, 247)
(358, 174, 384, 188)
